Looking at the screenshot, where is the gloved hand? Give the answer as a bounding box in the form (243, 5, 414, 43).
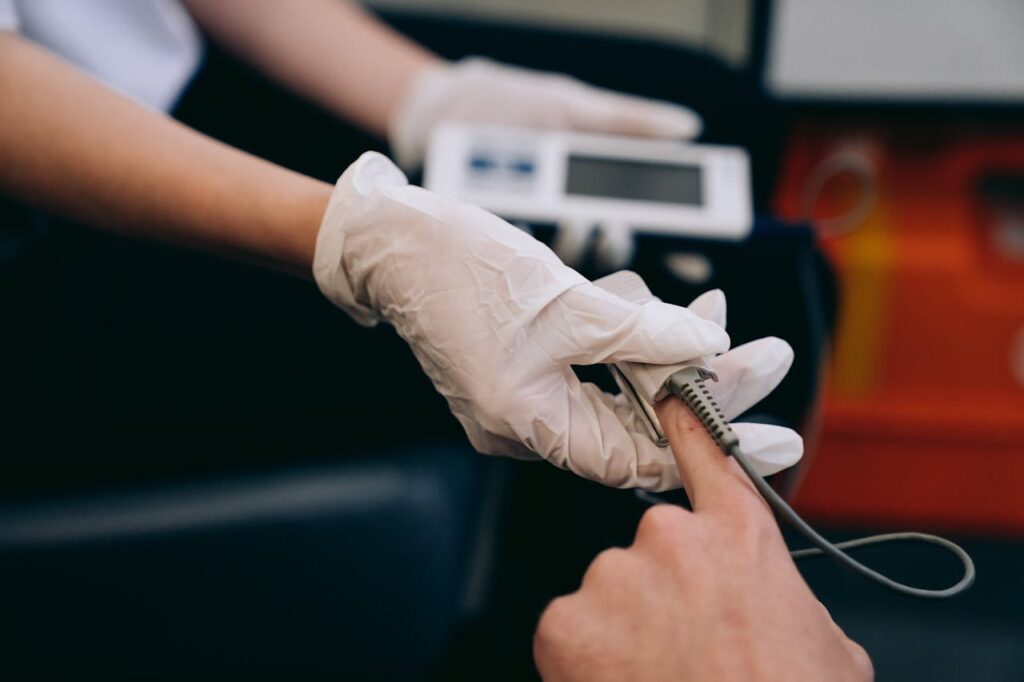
(388, 57, 702, 170)
(594, 272, 803, 482)
(315, 151, 730, 490)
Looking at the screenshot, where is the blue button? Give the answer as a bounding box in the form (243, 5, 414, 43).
(469, 155, 497, 172)
(509, 159, 536, 175)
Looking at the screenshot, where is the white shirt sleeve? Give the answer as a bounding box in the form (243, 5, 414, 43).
(0, 0, 18, 31)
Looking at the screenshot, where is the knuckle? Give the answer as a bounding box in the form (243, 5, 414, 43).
(637, 504, 689, 542)
(583, 547, 632, 586)
(847, 641, 874, 679)
(534, 596, 576, 652)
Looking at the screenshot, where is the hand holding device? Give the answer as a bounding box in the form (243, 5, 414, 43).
(313, 152, 728, 489)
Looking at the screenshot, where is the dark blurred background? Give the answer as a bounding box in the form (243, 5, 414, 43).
(1, 1, 1023, 679)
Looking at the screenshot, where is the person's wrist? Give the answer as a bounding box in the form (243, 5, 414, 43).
(288, 180, 333, 275)
(239, 163, 332, 279)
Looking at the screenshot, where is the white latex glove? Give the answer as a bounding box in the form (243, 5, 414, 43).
(314, 151, 729, 490)
(389, 57, 702, 170)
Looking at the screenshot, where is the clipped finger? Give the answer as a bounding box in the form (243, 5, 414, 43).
(653, 396, 758, 510)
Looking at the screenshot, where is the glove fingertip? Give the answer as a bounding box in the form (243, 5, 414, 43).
(689, 311, 731, 352)
(681, 313, 730, 358)
(767, 336, 796, 373)
(731, 423, 804, 477)
(687, 289, 727, 327)
(743, 336, 795, 380)
(610, 95, 703, 138)
(654, 105, 703, 139)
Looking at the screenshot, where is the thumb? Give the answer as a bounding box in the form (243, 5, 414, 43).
(543, 282, 729, 366)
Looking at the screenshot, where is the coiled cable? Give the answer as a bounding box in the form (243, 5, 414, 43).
(650, 367, 976, 600)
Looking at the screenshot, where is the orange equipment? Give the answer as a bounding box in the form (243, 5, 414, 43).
(774, 121, 1024, 536)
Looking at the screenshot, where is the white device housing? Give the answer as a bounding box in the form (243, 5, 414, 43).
(767, 0, 1024, 102)
(424, 124, 752, 257)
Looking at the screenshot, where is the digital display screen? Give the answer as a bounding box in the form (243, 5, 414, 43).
(565, 156, 703, 206)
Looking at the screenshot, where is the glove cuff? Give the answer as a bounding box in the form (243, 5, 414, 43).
(312, 152, 406, 327)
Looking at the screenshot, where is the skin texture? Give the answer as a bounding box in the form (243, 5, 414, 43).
(533, 397, 874, 682)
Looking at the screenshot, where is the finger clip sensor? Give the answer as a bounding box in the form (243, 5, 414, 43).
(595, 271, 717, 447)
(595, 271, 976, 600)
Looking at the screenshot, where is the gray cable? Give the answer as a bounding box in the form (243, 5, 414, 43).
(655, 367, 976, 600)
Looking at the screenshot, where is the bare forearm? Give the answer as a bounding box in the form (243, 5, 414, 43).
(183, 0, 439, 137)
(0, 34, 331, 275)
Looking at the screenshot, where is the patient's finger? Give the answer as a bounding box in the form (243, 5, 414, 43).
(653, 397, 765, 516)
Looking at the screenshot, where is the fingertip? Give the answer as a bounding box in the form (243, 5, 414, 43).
(730, 423, 804, 477)
(730, 336, 795, 374)
(766, 337, 796, 373)
(687, 289, 727, 327)
(653, 297, 728, 341)
(631, 102, 703, 139)
(587, 90, 702, 139)
(691, 312, 731, 353)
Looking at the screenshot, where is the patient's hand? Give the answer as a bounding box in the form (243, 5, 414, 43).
(533, 398, 873, 682)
